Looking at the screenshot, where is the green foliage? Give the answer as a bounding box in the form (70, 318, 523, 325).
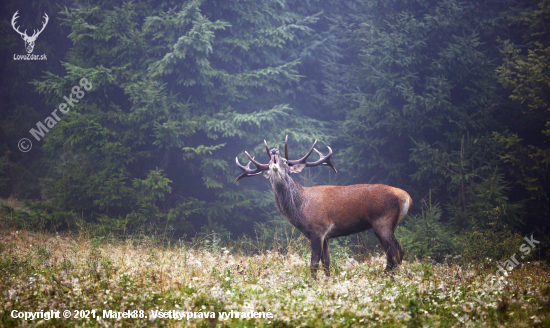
(5, 230, 550, 327)
(199, 230, 224, 255)
(396, 190, 456, 261)
(494, 132, 550, 202)
(458, 228, 527, 266)
(330, 0, 505, 184)
(411, 135, 524, 231)
(492, 0, 550, 256)
(317, 0, 534, 260)
(133, 169, 172, 204)
(406, 298, 421, 327)
(0, 201, 75, 232)
(2, 0, 550, 263)
(497, 39, 550, 137)
(24, 0, 330, 237)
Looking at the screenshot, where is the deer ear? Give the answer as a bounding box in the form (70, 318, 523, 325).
(289, 163, 306, 174)
(263, 171, 271, 179)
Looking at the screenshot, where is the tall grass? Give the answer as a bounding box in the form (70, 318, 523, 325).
(1, 219, 550, 327)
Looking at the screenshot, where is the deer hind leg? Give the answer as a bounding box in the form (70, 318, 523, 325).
(310, 236, 323, 279)
(373, 223, 402, 271)
(321, 238, 330, 277)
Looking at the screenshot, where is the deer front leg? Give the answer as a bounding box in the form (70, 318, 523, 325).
(310, 236, 323, 279)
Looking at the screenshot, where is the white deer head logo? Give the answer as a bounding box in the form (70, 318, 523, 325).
(11, 11, 49, 54)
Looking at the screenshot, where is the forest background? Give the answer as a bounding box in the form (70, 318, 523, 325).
(1, 0, 549, 262)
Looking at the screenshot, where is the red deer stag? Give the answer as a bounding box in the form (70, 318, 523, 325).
(235, 136, 412, 279)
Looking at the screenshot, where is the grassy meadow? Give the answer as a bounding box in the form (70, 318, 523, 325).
(1, 227, 550, 327)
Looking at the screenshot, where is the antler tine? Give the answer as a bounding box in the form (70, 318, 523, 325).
(287, 139, 317, 166)
(284, 135, 289, 160)
(235, 156, 250, 171)
(235, 146, 271, 182)
(264, 140, 271, 160)
(31, 13, 48, 38)
(245, 151, 269, 169)
(11, 11, 26, 37)
(235, 156, 269, 182)
(309, 146, 337, 174)
(11, 11, 19, 25)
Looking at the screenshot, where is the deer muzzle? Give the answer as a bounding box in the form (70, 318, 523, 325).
(270, 152, 282, 174)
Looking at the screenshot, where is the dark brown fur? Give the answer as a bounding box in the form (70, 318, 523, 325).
(268, 155, 412, 279)
(236, 143, 412, 279)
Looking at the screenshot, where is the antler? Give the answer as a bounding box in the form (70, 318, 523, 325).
(284, 135, 289, 159)
(263, 140, 271, 159)
(11, 11, 27, 38)
(30, 13, 49, 39)
(11, 11, 49, 40)
(235, 141, 272, 182)
(286, 136, 337, 174)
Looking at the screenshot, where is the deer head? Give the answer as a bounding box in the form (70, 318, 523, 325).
(12, 11, 49, 54)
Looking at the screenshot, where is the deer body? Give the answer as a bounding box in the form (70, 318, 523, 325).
(236, 137, 412, 278)
(294, 184, 411, 238)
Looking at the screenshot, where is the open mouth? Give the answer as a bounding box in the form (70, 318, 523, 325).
(270, 149, 279, 165)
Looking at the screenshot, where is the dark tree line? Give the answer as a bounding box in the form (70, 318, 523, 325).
(1, 0, 549, 260)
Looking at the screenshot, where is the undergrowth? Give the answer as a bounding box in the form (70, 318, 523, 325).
(1, 228, 549, 327)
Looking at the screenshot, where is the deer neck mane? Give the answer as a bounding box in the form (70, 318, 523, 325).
(271, 174, 305, 223)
